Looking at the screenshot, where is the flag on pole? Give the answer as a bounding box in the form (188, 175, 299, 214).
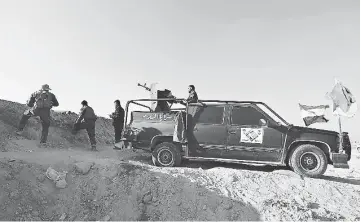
(299, 104, 329, 126)
(327, 79, 357, 117)
(334, 102, 358, 117)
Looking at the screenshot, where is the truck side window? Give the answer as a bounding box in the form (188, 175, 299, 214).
(231, 106, 265, 125)
(198, 106, 224, 124)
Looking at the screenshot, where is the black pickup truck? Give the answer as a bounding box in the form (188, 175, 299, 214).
(119, 99, 352, 178)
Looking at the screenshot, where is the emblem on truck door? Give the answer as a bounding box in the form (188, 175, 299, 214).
(240, 128, 264, 144)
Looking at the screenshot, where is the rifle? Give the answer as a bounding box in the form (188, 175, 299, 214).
(137, 83, 151, 92)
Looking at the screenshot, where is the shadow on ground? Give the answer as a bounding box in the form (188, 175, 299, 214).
(125, 150, 360, 187)
(125, 149, 286, 172)
(0, 158, 262, 221)
(181, 160, 287, 172)
(318, 175, 360, 185)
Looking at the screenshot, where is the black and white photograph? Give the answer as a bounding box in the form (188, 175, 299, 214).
(0, 0, 359, 221)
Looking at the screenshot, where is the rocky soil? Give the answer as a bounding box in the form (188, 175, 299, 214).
(0, 99, 359, 221)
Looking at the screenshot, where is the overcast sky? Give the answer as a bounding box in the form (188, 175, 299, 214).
(0, 0, 359, 141)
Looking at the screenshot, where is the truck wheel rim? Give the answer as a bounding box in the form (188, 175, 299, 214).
(157, 148, 174, 166)
(299, 152, 320, 171)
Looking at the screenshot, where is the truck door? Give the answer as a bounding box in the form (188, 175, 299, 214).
(190, 105, 227, 158)
(225, 105, 285, 162)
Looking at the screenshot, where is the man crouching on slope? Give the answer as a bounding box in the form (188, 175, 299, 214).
(16, 84, 59, 146)
(72, 100, 98, 151)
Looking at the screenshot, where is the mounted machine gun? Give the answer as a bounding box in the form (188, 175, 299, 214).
(137, 82, 177, 112)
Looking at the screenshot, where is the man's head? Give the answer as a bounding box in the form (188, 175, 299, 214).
(81, 100, 88, 107)
(114, 100, 121, 107)
(188, 85, 195, 93)
(41, 84, 51, 92)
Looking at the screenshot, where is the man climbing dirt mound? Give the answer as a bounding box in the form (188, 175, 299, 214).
(0, 99, 114, 150)
(16, 84, 59, 145)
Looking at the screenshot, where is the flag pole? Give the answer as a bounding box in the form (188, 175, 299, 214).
(337, 114, 344, 154)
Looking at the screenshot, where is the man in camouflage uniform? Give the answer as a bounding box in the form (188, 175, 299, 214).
(109, 100, 125, 143)
(16, 84, 59, 145)
(73, 100, 97, 150)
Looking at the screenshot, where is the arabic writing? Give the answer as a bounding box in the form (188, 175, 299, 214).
(142, 113, 175, 121)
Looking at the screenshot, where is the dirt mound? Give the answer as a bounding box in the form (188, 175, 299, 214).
(0, 153, 260, 221)
(0, 146, 359, 221)
(0, 99, 114, 151)
(0, 99, 359, 221)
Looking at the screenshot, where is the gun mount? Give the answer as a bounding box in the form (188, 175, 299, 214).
(137, 82, 177, 112)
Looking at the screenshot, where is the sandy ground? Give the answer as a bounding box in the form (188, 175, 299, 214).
(0, 99, 359, 221)
(0, 139, 359, 221)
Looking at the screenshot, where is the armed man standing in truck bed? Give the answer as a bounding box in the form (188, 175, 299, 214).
(73, 100, 98, 151)
(16, 84, 59, 146)
(178, 84, 205, 156)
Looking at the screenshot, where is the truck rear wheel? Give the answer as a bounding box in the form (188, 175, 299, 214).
(152, 142, 182, 167)
(290, 144, 327, 178)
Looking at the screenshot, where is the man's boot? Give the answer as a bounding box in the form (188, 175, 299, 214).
(91, 145, 97, 151)
(38, 142, 49, 148)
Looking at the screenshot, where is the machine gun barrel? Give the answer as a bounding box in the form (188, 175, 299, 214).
(137, 82, 179, 101)
(137, 83, 151, 91)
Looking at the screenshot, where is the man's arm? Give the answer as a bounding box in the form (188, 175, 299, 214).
(51, 94, 59, 107)
(109, 108, 117, 119)
(120, 108, 125, 122)
(114, 107, 124, 118)
(76, 108, 86, 124)
(186, 91, 198, 103)
(27, 91, 42, 107)
(27, 92, 37, 107)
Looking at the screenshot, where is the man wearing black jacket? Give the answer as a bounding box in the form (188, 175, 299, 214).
(73, 100, 98, 150)
(110, 100, 125, 143)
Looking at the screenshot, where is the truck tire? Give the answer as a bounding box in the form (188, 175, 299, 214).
(290, 144, 327, 178)
(152, 142, 182, 167)
(287, 149, 295, 171)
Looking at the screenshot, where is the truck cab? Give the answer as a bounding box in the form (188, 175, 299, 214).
(119, 99, 352, 178)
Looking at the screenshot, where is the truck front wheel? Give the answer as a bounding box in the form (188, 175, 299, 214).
(290, 144, 327, 178)
(152, 142, 182, 167)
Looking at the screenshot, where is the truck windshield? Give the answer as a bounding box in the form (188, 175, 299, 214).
(256, 104, 289, 126)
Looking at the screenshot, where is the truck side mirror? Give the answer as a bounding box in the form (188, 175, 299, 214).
(259, 119, 267, 126)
